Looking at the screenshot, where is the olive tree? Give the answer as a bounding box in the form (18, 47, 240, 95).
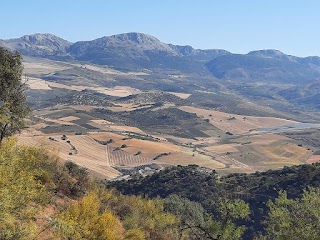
(0, 47, 29, 144)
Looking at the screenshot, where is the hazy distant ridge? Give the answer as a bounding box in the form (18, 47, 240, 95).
(2, 32, 320, 82)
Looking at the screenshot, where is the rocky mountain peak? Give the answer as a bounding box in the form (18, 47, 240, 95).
(247, 49, 285, 57)
(109, 32, 161, 45)
(20, 33, 71, 46)
(1, 33, 72, 56)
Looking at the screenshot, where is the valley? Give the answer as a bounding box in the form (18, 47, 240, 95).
(0, 33, 316, 180)
(16, 57, 319, 179)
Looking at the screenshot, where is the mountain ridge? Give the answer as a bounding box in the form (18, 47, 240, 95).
(2, 32, 319, 58)
(0, 33, 72, 57)
(2, 32, 320, 83)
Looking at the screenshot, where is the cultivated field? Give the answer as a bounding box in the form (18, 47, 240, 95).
(306, 154, 320, 164)
(23, 57, 71, 75)
(20, 102, 315, 177)
(21, 56, 317, 178)
(27, 77, 52, 90)
(179, 106, 297, 134)
(156, 151, 226, 169)
(26, 78, 141, 97)
(90, 132, 180, 160)
(18, 134, 120, 179)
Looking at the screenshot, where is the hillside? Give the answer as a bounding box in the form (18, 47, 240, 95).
(3, 33, 320, 84)
(0, 33, 229, 72)
(2, 33, 320, 118)
(2, 41, 320, 239)
(206, 50, 320, 83)
(0, 33, 72, 58)
(3, 136, 320, 239)
(109, 163, 320, 239)
(1, 138, 262, 240)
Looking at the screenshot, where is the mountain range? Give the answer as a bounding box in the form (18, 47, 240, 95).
(0, 32, 228, 72)
(2, 32, 320, 115)
(2, 32, 320, 84)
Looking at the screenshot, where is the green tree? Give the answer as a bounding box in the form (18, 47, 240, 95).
(261, 188, 320, 240)
(164, 195, 249, 240)
(0, 47, 29, 144)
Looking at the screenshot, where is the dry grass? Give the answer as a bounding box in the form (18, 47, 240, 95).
(69, 105, 97, 111)
(90, 132, 180, 160)
(26, 77, 52, 90)
(18, 134, 120, 179)
(27, 76, 141, 97)
(168, 92, 191, 99)
(23, 60, 70, 75)
(153, 134, 195, 144)
(179, 106, 297, 134)
(226, 140, 312, 171)
(107, 103, 153, 112)
(90, 119, 114, 125)
(89, 86, 141, 97)
(156, 151, 225, 169)
(58, 116, 80, 122)
(236, 133, 291, 145)
(260, 141, 311, 164)
(89, 132, 127, 142)
(88, 121, 145, 133)
(76, 63, 149, 76)
(306, 155, 320, 164)
(37, 116, 76, 126)
(204, 144, 239, 153)
(192, 137, 219, 146)
(47, 82, 86, 91)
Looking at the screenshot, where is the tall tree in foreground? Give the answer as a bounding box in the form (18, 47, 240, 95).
(0, 47, 29, 144)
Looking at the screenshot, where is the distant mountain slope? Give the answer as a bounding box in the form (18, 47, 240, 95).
(68, 32, 229, 71)
(278, 79, 320, 109)
(0, 32, 229, 72)
(116, 91, 187, 105)
(0, 33, 72, 57)
(206, 50, 320, 83)
(2, 33, 320, 84)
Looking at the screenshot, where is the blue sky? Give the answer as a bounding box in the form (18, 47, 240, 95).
(1, 0, 320, 57)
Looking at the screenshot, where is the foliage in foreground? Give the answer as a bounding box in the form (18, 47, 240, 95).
(109, 164, 320, 238)
(2, 139, 320, 239)
(0, 139, 248, 239)
(260, 187, 320, 240)
(0, 138, 93, 239)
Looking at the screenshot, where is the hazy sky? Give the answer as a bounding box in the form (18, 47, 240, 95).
(1, 0, 320, 57)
